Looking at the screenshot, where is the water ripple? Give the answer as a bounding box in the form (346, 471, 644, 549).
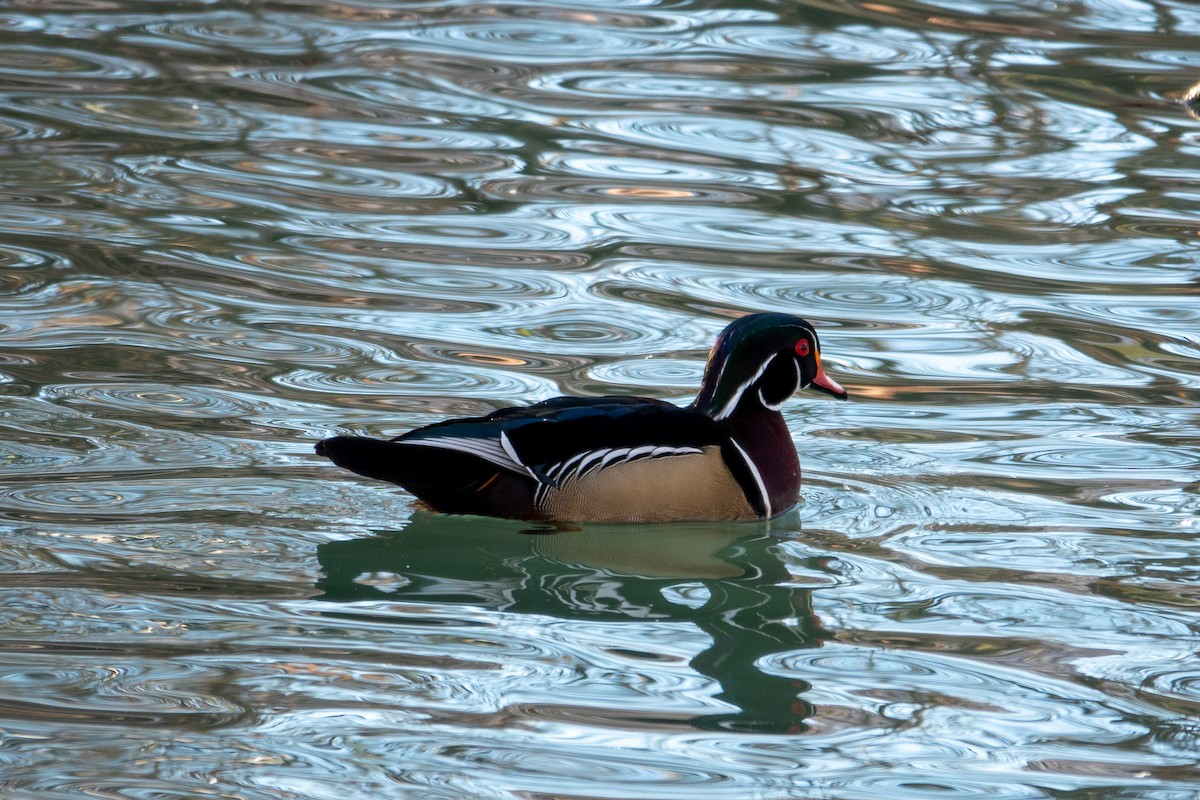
(927, 238, 1200, 286)
(587, 357, 704, 394)
(701, 23, 957, 68)
(384, 17, 688, 63)
(40, 382, 265, 420)
(0, 244, 70, 295)
(14, 95, 250, 141)
(478, 176, 770, 206)
(543, 150, 790, 188)
(292, 238, 588, 273)
(478, 304, 705, 357)
(274, 208, 595, 251)
(595, 262, 992, 331)
(129, 13, 322, 55)
(0, 44, 157, 82)
(252, 115, 521, 151)
(0, 659, 245, 724)
(0, 112, 60, 141)
(273, 363, 554, 402)
(324, 75, 519, 120)
(577, 115, 870, 174)
(4, 477, 293, 520)
(529, 66, 826, 106)
(141, 152, 463, 214)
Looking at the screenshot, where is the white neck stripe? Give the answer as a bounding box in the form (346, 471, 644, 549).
(729, 437, 771, 518)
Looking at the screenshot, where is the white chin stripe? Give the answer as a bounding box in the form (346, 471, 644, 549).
(758, 357, 798, 411)
(758, 387, 783, 411)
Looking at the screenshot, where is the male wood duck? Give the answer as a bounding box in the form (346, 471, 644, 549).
(316, 313, 847, 523)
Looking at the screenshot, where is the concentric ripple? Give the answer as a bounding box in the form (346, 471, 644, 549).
(273, 363, 554, 402)
(578, 115, 868, 172)
(0, 45, 158, 81)
(384, 18, 687, 62)
(145, 152, 463, 213)
(16, 94, 249, 140)
(594, 262, 996, 334)
(130, 13, 326, 55)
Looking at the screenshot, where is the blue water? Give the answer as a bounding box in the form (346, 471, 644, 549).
(2, 0, 1199, 797)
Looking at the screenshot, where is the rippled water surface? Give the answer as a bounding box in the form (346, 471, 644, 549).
(3, 0, 1200, 797)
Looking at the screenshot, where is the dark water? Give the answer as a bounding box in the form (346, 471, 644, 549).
(2, 0, 1200, 797)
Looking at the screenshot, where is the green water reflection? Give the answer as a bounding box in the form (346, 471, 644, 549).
(317, 513, 827, 734)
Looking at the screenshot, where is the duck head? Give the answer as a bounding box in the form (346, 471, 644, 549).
(690, 313, 847, 420)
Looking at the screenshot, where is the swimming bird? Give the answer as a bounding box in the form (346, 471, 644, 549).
(316, 313, 847, 523)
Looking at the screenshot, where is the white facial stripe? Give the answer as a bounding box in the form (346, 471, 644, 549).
(729, 437, 771, 518)
(714, 353, 777, 421)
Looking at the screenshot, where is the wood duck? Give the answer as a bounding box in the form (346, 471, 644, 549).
(316, 313, 847, 523)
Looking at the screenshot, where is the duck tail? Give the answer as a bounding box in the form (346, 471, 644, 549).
(316, 434, 539, 518)
(315, 435, 409, 483)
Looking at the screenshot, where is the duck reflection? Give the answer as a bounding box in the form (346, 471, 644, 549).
(316, 512, 828, 733)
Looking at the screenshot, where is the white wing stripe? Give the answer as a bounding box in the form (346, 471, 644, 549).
(554, 444, 704, 486)
(399, 436, 520, 472)
(651, 445, 695, 458)
(548, 450, 589, 480)
(599, 447, 635, 471)
(402, 436, 707, 489)
(572, 450, 611, 477)
(500, 431, 540, 481)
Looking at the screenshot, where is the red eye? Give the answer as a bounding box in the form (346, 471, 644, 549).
(795, 340, 810, 357)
